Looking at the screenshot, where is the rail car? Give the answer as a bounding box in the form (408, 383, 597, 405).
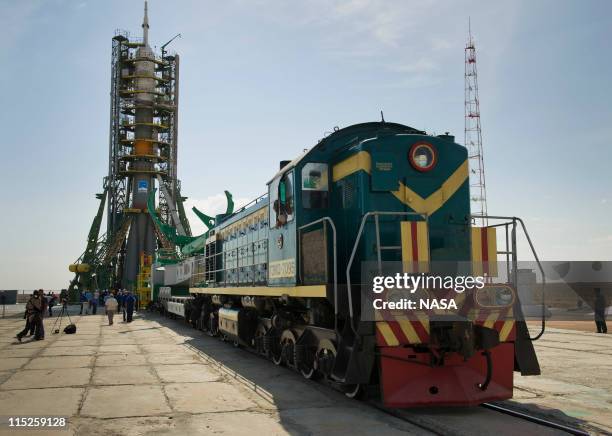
(158, 121, 543, 407)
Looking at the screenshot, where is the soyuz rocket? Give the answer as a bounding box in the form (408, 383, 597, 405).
(123, 1, 156, 285)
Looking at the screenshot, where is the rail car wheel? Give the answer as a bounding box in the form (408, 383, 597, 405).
(273, 330, 297, 367)
(314, 339, 337, 380)
(298, 339, 319, 379)
(271, 345, 283, 366)
(299, 363, 317, 380)
(253, 325, 268, 357)
(207, 314, 218, 337)
(344, 384, 363, 399)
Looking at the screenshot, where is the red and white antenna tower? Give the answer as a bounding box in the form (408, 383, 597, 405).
(464, 19, 488, 226)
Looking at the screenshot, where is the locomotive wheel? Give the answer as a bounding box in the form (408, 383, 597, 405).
(298, 341, 319, 379)
(344, 384, 363, 399)
(314, 339, 337, 380)
(273, 329, 297, 367)
(299, 364, 317, 380)
(272, 346, 283, 366)
(207, 314, 218, 337)
(254, 325, 268, 357)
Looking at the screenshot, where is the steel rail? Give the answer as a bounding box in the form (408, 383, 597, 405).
(481, 403, 589, 435)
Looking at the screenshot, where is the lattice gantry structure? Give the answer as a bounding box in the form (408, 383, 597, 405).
(464, 21, 488, 226)
(68, 2, 190, 297)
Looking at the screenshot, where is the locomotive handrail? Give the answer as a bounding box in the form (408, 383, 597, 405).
(298, 217, 338, 333)
(346, 211, 427, 334)
(475, 215, 546, 341)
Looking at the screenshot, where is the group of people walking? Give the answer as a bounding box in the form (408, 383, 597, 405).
(79, 289, 137, 325)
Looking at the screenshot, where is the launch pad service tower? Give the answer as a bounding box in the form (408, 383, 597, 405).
(68, 2, 191, 302)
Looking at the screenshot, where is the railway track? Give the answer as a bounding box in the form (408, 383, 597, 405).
(481, 403, 589, 436)
(378, 401, 590, 435)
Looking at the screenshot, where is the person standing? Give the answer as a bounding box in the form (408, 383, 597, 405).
(125, 291, 136, 323)
(48, 292, 55, 317)
(105, 293, 118, 325)
(594, 288, 608, 334)
(92, 290, 99, 315)
(84, 289, 92, 315)
(37, 290, 47, 339)
(16, 291, 43, 341)
(116, 290, 124, 313)
(16, 291, 36, 341)
(79, 290, 87, 315)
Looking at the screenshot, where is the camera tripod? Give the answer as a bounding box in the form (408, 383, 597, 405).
(50, 302, 72, 334)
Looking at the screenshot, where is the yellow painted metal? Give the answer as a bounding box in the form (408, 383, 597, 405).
(68, 263, 90, 273)
(390, 160, 469, 215)
(190, 285, 327, 298)
(121, 122, 169, 129)
(332, 151, 372, 182)
(400, 221, 430, 273)
(136, 254, 153, 308)
(120, 154, 167, 161)
(121, 74, 169, 82)
(471, 227, 498, 277)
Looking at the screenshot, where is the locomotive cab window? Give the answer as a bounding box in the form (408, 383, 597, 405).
(270, 170, 294, 228)
(301, 163, 329, 209)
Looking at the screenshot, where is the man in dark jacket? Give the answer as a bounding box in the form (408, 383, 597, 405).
(595, 288, 608, 333)
(37, 290, 47, 339)
(125, 292, 136, 323)
(16, 290, 43, 341)
(48, 292, 55, 317)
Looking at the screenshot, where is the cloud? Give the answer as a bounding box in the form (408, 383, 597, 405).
(184, 193, 251, 235)
(431, 37, 452, 51)
(390, 58, 437, 74)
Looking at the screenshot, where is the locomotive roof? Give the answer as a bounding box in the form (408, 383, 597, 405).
(269, 121, 426, 183)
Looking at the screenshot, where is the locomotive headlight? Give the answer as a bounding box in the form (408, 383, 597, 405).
(474, 285, 516, 308)
(409, 142, 437, 172)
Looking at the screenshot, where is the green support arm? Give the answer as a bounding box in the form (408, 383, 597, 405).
(192, 190, 234, 230)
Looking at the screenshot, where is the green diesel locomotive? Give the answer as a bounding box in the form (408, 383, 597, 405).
(160, 121, 542, 407)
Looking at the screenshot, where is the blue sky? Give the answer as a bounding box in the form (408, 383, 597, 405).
(1, 0, 610, 289)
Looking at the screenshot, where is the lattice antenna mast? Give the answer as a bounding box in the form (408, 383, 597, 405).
(465, 19, 488, 226)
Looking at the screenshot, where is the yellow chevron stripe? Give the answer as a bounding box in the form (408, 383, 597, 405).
(499, 320, 515, 342)
(376, 322, 399, 346)
(415, 311, 430, 334)
(391, 160, 469, 215)
(395, 315, 421, 343)
(483, 312, 498, 329)
(332, 151, 371, 182)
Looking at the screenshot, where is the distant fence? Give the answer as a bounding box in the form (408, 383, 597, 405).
(1, 290, 64, 304)
(0, 290, 18, 305)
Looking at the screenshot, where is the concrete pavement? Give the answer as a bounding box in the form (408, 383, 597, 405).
(0, 311, 425, 435)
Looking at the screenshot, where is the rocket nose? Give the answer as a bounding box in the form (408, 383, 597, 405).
(142, 0, 149, 44)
